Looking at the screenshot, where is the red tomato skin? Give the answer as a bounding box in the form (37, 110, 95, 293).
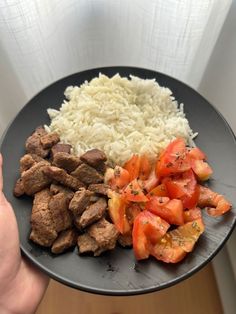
(184, 207, 202, 223)
(132, 211, 170, 260)
(156, 138, 191, 177)
(147, 184, 169, 197)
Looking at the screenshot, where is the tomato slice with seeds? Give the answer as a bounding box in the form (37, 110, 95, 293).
(156, 138, 191, 177)
(184, 207, 202, 223)
(191, 159, 213, 181)
(151, 218, 204, 263)
(164, 169, 199, 209)
(123, 179, 148, 202)
(147, 183, 169, 197)
(132, 211, 170, 260)
(139, 154, 151, 180)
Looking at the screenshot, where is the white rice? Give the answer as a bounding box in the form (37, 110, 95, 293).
(46, 74, 196, 165)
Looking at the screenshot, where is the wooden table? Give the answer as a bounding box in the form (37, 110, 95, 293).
(37, 263, 222, 314)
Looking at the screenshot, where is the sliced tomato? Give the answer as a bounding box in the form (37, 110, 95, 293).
(126, 203, 142, 225)
(141, 168, 159, 192)
(156, 138, 191, 177)
(123, 154, 140, 181)
(164, 169, 199, 209)
(108, 191, 130, 234)
(139, 154, 151, 180)
(105, 166, 130, 190)
(150, 218, 204, 263)
(147, 183, 169, 197)
(146, 197, 184, 225)
(188, 147, 206, 160)
(191, 159, 213, 181)
(132, 211, 170, 260)
(123, 179, 148, 202)
(184, 207, 202, 223)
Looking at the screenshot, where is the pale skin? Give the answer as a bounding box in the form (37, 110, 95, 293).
(0, 154, 49, 314)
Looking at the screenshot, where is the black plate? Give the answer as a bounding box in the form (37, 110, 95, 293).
(1, 67, 236, 296)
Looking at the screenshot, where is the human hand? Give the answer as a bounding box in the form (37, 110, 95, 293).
(0, 154, 49, 314)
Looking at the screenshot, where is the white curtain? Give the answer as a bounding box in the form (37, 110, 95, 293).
(0, 0, 231, 135)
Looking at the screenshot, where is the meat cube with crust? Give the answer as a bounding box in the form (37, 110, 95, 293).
(52, 152, 82, 173)
(77, 233, 99, 255)
(50, 183, 74, 200)
(79, 198, 107, 228)
(40, 132, 60, 149)
(51, 143, 72, 159)
(88, 218, 119, 253)
(20, 154, 44, 173)
(25, 127, 49, 158)
(49, 192, 73, 232)
(30, 189, 57, 247)
(69, 188, 93, 216)
(88, 183, 109, 196)
(13, 178, 25, 197)
(71, 163, 103, 185)
(80, 149, 107, 168)
(43, 166, 85, 191)
(21, 161, 52, 195)
(51, 229, 77, 254)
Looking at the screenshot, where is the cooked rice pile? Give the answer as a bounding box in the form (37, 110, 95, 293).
(46, 74, 195, 165)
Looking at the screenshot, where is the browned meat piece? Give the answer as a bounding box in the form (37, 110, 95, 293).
(80, 149, 107, 168)
(20, 154, 44, 173)
(49, 192, 73, 232)
(13, 178, 25, 197)
(69, 188, 93, 216)
(25, 127, 49, 157)
(30, 189, 57, 247)
(43, 166, 85, 191)
(21, 161, 52, 195)
(40, 132, 60, 149)
(50, 183, 74, 200)
(71, 163, 103, 185)
(88, 183, 109, 196)
(51, 229, 77, 254)
(77, 233, 99, 255)
(95, 161, 107, 174)
(118, 233, 133, 247)
(51, 143, 72, 159)
(79, 198, 107, 228)
(88, 218, 119, 253)
(52, 152, 82, 173)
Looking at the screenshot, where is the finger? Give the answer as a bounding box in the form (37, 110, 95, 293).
(0, 153, 3, 191)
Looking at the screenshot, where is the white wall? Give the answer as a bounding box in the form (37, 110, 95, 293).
(198, 1, 236, 313)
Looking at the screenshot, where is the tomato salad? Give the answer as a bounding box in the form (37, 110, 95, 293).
(105, 138, 232, 263)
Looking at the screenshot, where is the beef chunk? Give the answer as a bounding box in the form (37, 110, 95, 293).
(50, 183, 74, 200)
(13, 178, 25, 197)
(21, 161, 52, 195)
(71, 163, 103, 185)
(25, 127, 49, 157)
(43, 166, 85, 191)
(20, 154, 45, 173)
(49, 192, 73, 232)
(95, 161, 107, 175)
(118, 233, 133, 247)
(88, 183, 109, 196)
(35, 126, 48, 137)
(51, 143, 72, 159)
(53, 152, 82, 173)
(51, 229, 77, 254)
(88, 218, 119, 252)
(40, 132, 60, 149)
(30, 189, 57, 247)
(80, 149, 107, 168)
(79, 198, 107, 228)
(69, 188, 93, 216)
(77, 233, 99, 255)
